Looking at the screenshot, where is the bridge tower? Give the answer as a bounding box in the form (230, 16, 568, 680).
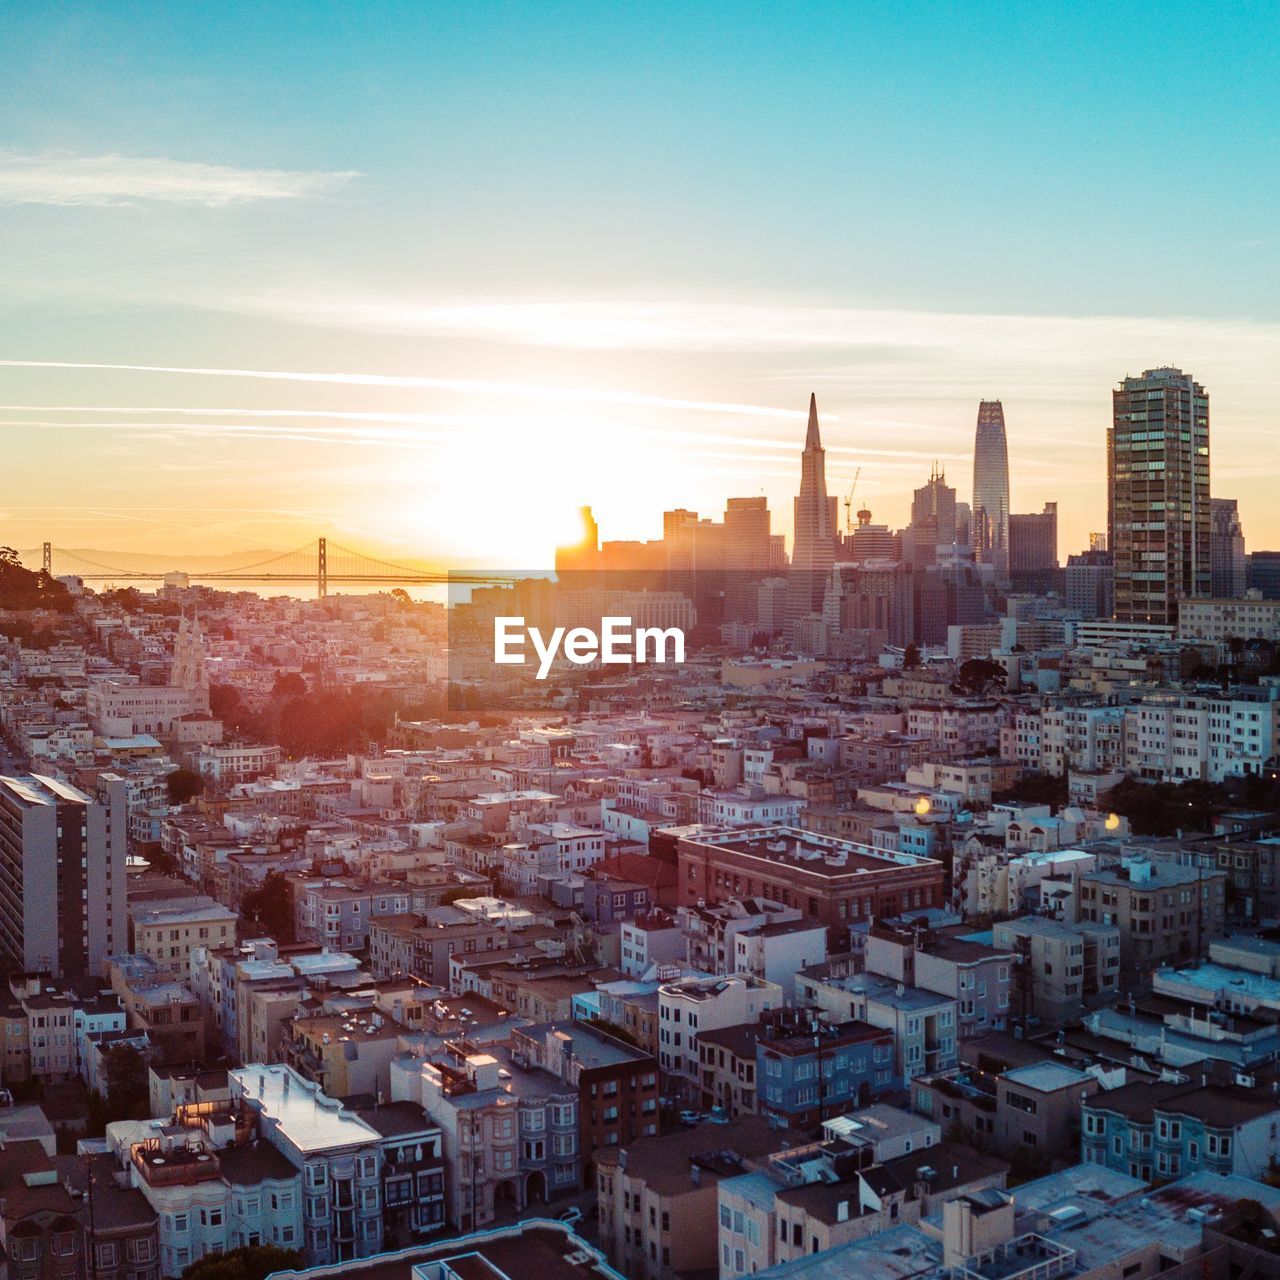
(317, 538, 328, 600)
(41, 542, 51, 575)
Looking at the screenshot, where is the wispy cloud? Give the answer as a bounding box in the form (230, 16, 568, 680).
(0, 151, 359, 208)
(229, 293, 1280, 359)
(0, 361, 800, 420)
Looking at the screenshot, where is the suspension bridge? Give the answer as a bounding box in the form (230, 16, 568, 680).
(13, 539, 511, 598)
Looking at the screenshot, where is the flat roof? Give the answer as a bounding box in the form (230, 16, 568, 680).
(231, 1064, 380, 1153)
(1002, 1062, 1093, 1093)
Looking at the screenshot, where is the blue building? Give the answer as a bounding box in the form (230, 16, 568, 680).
(1082, 1076, 1280, 1182)
(757, 1019, 894, 1129)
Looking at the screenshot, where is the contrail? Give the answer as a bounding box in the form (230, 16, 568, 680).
(0, 359, 802, 420)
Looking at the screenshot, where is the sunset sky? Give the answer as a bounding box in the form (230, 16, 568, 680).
(1, 2, 1277, 567)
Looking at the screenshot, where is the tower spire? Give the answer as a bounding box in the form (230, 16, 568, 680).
(805, 393, 822, 450)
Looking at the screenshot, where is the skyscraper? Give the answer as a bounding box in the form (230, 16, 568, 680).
(972, 400, 1011, 581)
(1109, 367, 1210, 624)
(786, 394, 836, 631)
(0, 772, 128, 979)
(1008, 502, 1058, 574)
(1210, 497, 1246, 599)
(906, 464, 957, 567)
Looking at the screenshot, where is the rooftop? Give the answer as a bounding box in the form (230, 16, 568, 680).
(231, 1064, 381, 1153)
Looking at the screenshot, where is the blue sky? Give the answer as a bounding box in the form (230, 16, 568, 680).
(1, 2, 1277, 561)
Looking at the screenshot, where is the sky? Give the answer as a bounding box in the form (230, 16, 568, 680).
(0, 1, 1277, 567)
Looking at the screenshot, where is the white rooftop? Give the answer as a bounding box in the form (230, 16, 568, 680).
(231, 1063, 380, 1153)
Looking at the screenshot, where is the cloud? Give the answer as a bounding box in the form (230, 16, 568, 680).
(0, 151, 359, 208)
(229, 292, 1280, 362)
(0, 361, 800, 420)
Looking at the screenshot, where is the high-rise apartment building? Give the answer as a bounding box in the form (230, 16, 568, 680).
(786, 394, 836, 630)
(972, 400, 1011, 580)
(0, 772, 128, 979)
(1109, 367, 1210, 624)
(1210, 497, 1246, 599)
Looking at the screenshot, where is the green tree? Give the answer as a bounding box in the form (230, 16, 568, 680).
(103, 1043, 149, 1121)
(0, 547, 74, 613)
(165, 767, 205, 805)
(243, 873, 295, 942)
(956, 657, 1006, 694)
(902, 643, 921, 670)
(181, 1245, 303, 1280)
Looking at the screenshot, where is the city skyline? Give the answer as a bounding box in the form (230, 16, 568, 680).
(2, 4, 1279, 563)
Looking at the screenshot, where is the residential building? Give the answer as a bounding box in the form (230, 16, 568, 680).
(658, 975, 782, 1100)
(352, 1102, 446, 1246)
(596, 1116, 791, 1280)
(230, 1063, 385, 1264)
(1082, 1076, 1280, 1182)
(0, 773, 128, 979)
(1078, 857, 1227, 975)
(757, 1018, 895, 1128)
(1109, 366, 1210, 624)
(990, 917, 1121, 1024)
(677, 827, 944, 946)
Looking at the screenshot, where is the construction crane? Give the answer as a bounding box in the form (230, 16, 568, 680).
(842, 467, 862, 534)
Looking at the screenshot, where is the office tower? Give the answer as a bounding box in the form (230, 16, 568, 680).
(724, 497, 772, 624)
(906, 464, 957, 567)
(724, 497, 772, 571)
(972, 400, 1011, 580)
(1248, 551, 1280, 600)
(1109, 367, 1210, 624)
(1008, 502, 1059, 573)
(954, 501, 972, 550)
(1210, 498, 1246, 598)
(848, 507, 899, 562)
(1066, 549, 1115, 619)
(0, 772, 127, 979)
(786, 394, 836, 629)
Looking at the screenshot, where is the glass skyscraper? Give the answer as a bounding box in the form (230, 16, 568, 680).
(972, 400, 1011, 581)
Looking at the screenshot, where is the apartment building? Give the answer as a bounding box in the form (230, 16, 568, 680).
(657, 975, 782, 1101)
(511, 1020, 660, 1165)
(865, 926, 1014, 1040)
(596, 1116, 791, 1280)
(0, 773, 128, 980)
(677, 827, 945, 944)
(1082, 1076, 1280, 1182)
(392, 1039, 579, 1229)
(132, 900, 238, 973)
(230, 1064, 384, 1264)
(991, 917, 1121, 1025)
(352, 1102, 446, 1245)
(1078, 858, 1226, 975)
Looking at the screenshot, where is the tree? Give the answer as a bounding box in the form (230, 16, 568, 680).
(181, 1245, 303, 1280)
(1102, 777, 1228, 837)
(956, 657, 1006, 695)
(165, 767, 205, 805)
(242, 873, 295, 942)
(902, 643, 921, 670)
(0, 547, 74, 613)
(102, 1043, 149, 1121)
(272, 671, 307, 701)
